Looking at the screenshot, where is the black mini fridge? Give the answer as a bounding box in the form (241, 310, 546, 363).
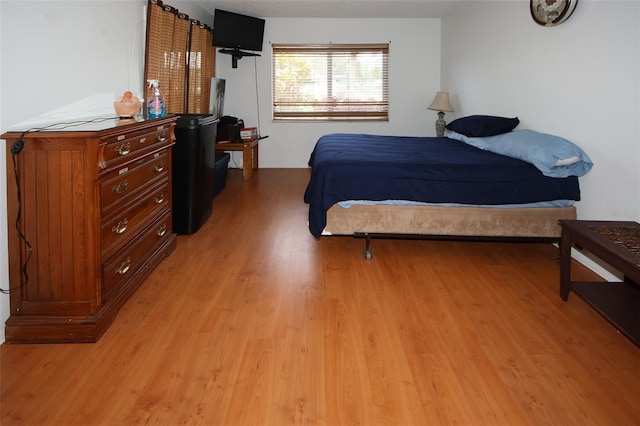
(172, 114, 219, 235)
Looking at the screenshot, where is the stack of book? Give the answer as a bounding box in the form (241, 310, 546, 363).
(240, 127, 258, 141)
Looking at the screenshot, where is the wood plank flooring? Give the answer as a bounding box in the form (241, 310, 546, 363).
(1, 168, 639, 425)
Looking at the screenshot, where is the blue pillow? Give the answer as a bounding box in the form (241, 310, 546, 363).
(448, 129, 593, 178)
(446, 115, 520, 137)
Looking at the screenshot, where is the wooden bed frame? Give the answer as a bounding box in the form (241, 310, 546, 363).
(323, 204, 577, 258)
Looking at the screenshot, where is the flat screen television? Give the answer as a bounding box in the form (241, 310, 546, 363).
(213, 9, 265, 52)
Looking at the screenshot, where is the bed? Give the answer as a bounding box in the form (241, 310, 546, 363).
(304, 117, 593, 258)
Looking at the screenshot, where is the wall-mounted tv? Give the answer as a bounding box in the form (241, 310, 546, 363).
(213, 9, 265, 52)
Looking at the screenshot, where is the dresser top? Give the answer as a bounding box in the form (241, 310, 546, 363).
(2, 115, 176, 139)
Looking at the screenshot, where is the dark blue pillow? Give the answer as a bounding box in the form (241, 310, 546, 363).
(446, 115, 519, 137)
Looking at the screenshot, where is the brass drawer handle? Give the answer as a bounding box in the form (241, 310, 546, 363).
(115, 143, 131, 156)
(112, 180, 128, 194)
(115, 257, 131, 275)
(153, 161, 165, 172)
(112, 218, 128, 234)
(156, 224, 167, 237)
(153, 193, 165, 204)
(157, 131, 167, 142)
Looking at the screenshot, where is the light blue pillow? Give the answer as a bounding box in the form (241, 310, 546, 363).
(448, 129, 593, 178)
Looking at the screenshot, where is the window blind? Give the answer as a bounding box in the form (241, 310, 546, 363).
(144, 0, 216, 115)
(272, 44, 389, 121)
(187, 20, 215, 114)
(144, 1, 189, 114)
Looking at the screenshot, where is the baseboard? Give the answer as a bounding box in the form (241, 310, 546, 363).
(571, 247, 623, 282)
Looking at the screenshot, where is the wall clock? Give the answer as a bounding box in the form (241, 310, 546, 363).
(530, 0, 578, 27)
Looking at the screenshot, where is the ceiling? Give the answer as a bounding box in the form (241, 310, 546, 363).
(192, 0, 473, 19)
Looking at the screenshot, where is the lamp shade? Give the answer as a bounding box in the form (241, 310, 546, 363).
(427, 91, 453, 112)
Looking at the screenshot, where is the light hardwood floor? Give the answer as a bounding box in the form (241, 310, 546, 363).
(1, 168, 638, 425)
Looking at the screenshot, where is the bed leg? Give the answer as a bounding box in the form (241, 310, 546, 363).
(363, 233, 373, 260)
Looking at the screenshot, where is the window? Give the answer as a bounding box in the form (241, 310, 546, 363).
(272, 44, 389, 121)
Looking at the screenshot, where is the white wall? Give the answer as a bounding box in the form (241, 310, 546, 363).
(442, 1, 640, 223)
(216, 18, 442, 168)
(0, 0, 213, 343)
(442, 1, 640, 278)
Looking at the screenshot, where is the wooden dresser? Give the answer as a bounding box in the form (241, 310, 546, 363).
(2, 117, 177, 343)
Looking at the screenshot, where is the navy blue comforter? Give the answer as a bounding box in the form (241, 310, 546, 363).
(303, 133, 581, 238)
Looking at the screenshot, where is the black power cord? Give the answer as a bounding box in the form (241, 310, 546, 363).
(10, 139, 24, 155)
(1, 136, 32, 294)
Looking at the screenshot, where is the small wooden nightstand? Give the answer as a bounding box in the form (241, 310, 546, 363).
(215, 138, 260, 181)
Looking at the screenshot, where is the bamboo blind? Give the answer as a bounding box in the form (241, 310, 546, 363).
(187, 20, 215, 114)
(144, 0, 216, 116)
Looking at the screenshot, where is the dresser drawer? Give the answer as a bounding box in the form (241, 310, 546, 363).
(101, 123, 171, 168)
(101, 150, 169, 213)
(102, 210, 172, 302)
(101, 178, 170, 259)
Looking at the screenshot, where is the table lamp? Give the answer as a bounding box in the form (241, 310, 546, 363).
(427, 92, 454, 137)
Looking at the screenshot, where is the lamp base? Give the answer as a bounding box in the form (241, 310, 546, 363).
(435, 111, 447, 137)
